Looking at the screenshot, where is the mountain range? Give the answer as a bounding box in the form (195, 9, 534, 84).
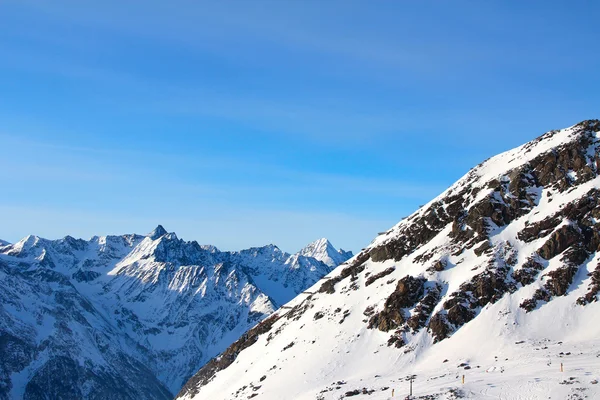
(0, 228, 352, 399)
(177, 120, 600, 400)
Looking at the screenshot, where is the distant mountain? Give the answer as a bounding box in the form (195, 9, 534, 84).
(297, 238, 353, 268)
(178, 120, 600, 400)
(0, 228, 352, 399)
(0, 239, 9, 247)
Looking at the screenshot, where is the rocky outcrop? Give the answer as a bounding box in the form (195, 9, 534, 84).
(537, 225, 583, 260)
(428, 313, 452, 343)
(545, 266, 580, 297)
(365, 267, 395, 287)
(406, 284, 442, 332)
(318, 252, 369, 294)
(368, 276, 426, 332)
(512, 257, 545, 286)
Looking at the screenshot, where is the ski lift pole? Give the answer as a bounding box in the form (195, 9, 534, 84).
(406, 374, 415, 399)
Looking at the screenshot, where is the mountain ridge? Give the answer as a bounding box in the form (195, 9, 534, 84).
(0, 228, 352, 399)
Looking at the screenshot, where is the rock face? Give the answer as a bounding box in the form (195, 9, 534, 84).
(0, 230, 351, 399)
(176, 120, 600, 400)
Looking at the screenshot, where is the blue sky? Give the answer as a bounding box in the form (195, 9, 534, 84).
(1, 1, 599, 252)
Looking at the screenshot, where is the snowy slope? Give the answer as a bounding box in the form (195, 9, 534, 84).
(0, 228, 351, 399)
(178, 120, 600, 400)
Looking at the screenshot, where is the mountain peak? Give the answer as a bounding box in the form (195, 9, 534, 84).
(298, 238, 352, 268)
(148, 225, 168, 240)
(302, 237, 332, 250)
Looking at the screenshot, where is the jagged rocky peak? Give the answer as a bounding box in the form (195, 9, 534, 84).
(177, 119, 600, 400)
(3, 234, 46, 258)
(298, 237, 353, 267)
(148, 224, 169, 240)
(337, 247, 353, 259)
(199, 244, 220, 253)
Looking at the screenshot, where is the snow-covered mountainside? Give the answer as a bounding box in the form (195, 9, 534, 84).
(0, 229, 351, 399)
(177, 120, 600, 400)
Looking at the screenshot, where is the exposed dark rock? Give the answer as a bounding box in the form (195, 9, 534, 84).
(393, 276, 427, 307)
(428, 258, 447, 273)
(282, 342, 294, 351)
(446, 303, 476, 326)
(368, 308, 405, 332)
(370, 199, 462, 263)
(365, 267, 395, 287)
(531, 122, 600, 191)
(387, 333, 405, 348)
(286, 296, 314, 321)
(368, 276, 426, 332)
(545, 266, 579, 296)
(474, 241, 492, 256)
(445, 263, 513, 314)
(363, 306, 376, 317)
(469, 266, 515, 305)
(519, 298, 537, 312)
(537, 225, 583, 260)
(518, 215, 563, 243)
(339, 310, 351, 324)
(533, 288, 552, 302)
(318, 257, 367, 294)
(428, 313, 451, 343)
(512, 258, 544, 286)
(406, 284, 442, 331)
(520, 288, 552, 312)
(561, 244, 589, 267)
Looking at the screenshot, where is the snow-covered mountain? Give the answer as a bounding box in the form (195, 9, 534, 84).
(0, 229, 351, 399)
(177, 120, 600, 400)
(297, 238, 353, 268)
